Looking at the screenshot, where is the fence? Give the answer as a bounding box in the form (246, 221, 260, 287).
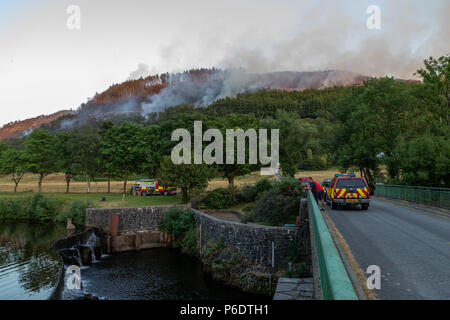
(308, 190, 358, 300)
(375, 183, 450, 209)
(0, 182, 131, 194)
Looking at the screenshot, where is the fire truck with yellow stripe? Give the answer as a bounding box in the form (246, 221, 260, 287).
(133, 179, 177, 196)
(325, 173, 371, 210)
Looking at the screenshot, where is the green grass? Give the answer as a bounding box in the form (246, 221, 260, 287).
(0, 192, 183, 209)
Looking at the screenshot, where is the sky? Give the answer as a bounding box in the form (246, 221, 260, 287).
(0, 0, 449, 126)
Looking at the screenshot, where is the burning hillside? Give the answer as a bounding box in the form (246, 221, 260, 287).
(0, 68, 368, 139)
(0, 110, 71, 140)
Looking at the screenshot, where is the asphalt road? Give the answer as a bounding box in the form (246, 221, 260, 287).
(326, 198, 450, 300)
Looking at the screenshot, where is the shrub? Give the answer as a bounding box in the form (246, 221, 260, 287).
(0, 199, 25, 220)
(181, 226, 197, 254)
(56, 200, 90, 225)
(25, 193, 58, 221)
(205, 188, 229, 209)
(205, 186, 241, 209)
(240, 184, 258, 202)
(251, 178, 305, 226)
(255, 179, 273, 196)
(159, 207, 198, 253)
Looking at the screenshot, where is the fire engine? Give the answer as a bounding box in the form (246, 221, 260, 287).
(133, 179, 177, 196)
(326, 173, 371, 210)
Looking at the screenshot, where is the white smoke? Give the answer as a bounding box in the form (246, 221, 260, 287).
(140, 68, 366, 114)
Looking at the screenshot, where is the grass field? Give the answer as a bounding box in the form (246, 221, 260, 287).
(0, 169, 355, 193)
(0, 192, 183, 209)
(0, 168, 355, 212)
(0, 167, 356, 208)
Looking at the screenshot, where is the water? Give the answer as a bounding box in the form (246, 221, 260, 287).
(62, 248, 267, 300)
(1, 222, 267, 300)
(0, 221, 68, 300)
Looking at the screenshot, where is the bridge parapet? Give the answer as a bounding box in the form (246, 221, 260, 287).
(308, 190, 358, 300)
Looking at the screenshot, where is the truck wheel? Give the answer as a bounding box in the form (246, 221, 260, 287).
(142, 191, 147, 197)
(331, 201, 337, 210)
(163, 191, 168, 196)
(361, 203, 369, 210)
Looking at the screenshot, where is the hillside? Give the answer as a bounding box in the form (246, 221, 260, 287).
(0, 68, 370, 139)
(0, 110, 71, 140)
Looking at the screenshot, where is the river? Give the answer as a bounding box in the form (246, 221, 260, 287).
(0, 221, 266, 300)
(0, 221, 68, 300)
(61, 248, 266, 300)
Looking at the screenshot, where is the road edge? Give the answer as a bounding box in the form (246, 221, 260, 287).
(374, 196, 450, 220)
(322, 209, 378, 300)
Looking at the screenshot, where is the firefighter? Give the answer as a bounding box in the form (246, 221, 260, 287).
(305, 177, 325, 210)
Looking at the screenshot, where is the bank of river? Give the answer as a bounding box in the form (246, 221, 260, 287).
(0, 221, 70, 300)
(61, 248, 267, 300)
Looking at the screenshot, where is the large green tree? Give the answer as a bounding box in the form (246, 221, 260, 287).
(24, 130, 57, 191)
(0, 148, 27, 192)
(262, 110, 324, 177)
(158, 155, 215, 202)
(206, 114, 260, 186)
(55, 131, 80, 193)
(100, 122, 147, 194)
(330, 78, 414, 189)
(71, 126, 102, 193)
(415, 54, 450, 127)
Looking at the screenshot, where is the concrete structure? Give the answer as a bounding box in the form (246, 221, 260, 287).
(273, 278, 314, 300)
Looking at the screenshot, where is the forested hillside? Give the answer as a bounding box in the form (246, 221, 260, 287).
(1, 55, 448, 195)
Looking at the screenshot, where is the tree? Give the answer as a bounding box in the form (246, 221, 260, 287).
(158, 155, 215, 202)
(330, 78, 414, 189)
(415, 54, 450, 127)
(99, 121, 115, 193)
(71, 126, 102, 193)
(0, 149, 26, 192)
(206, 114, 260, 186)
(55, 131, 79, 193)
(24, 130, 57, 191)
(141, 125, 163, 178)
(0, 141, 7, 155)
(100, 122, 147, 194)
(394, 130, 450, 187)
(262, 111, 323, 177)
(0, 141, 8, 178)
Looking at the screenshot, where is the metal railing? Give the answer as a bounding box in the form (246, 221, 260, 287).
(308, 190, 358, 300)
(375, 183, 450, 209)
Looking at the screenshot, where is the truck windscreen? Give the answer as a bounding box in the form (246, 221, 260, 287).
(336, 179, 366, 188)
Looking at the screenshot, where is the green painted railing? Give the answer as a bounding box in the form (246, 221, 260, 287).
(376, 183, 450, 209)
(308, 191, 358, 300)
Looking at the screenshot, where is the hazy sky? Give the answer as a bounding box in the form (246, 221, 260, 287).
(0, 0, 449, 126)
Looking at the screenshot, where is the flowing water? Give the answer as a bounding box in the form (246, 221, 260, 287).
(0, 221, 68, 300)
(1, 222, 267, 300)
(61, 248, 268, 300)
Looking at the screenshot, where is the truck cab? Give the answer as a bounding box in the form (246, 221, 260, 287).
(326, 174, 371, 210)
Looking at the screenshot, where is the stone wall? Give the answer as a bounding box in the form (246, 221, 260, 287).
(85, 206, 172, 232)
(84, 206, 300, 268)
(193, 209, 298, 268)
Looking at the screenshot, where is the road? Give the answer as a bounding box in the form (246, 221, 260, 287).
(325, 198, 450, 300)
